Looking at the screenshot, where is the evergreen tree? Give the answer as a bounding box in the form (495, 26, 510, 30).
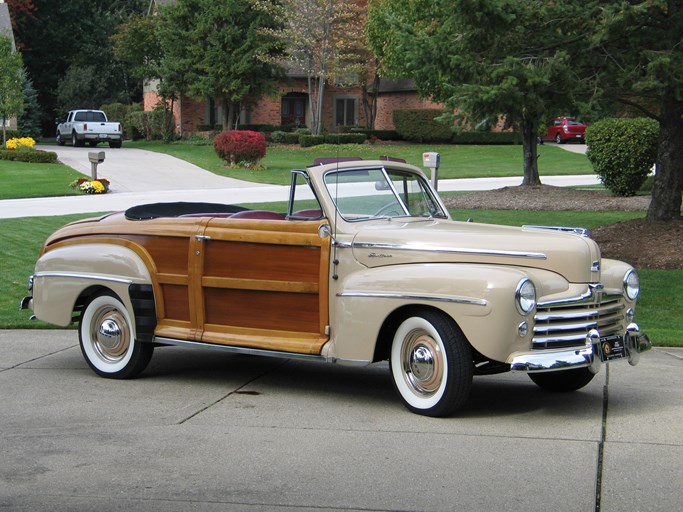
(0, 35, 24, 145)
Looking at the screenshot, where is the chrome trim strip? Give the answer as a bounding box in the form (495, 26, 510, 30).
(352, 242, 547, 260)
(337, 291, 487, 306)
(154, 337, 371, 366)
(537, 284, 622, 307)
(33, 271, 133, 285)
(523, 225, 589, 237)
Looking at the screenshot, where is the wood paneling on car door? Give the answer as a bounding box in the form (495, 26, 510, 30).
(197, 218, 330, 354)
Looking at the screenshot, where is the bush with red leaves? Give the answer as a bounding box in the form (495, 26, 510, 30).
(214, 130, 267, 166)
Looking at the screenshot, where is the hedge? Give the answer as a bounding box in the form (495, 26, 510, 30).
(585, 118, 659, 196)
(0, 149, 58, 163)
(350, 128, 401, 141)
(299, 135, 326, 147)
(393, 109, 453, 142)
(451, 131, 521, 145)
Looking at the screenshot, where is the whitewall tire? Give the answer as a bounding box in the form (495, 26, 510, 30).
(390, 310, 472, 417)
(79, 292, 153, 379)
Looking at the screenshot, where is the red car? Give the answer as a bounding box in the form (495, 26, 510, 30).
(540, 117, 586, 144)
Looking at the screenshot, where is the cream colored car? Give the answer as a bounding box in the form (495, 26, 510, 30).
(21, 158, 651, 417)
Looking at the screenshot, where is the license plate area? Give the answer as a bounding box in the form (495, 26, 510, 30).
(599, 335, 626, 362)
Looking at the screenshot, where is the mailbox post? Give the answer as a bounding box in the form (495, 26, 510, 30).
(88, 151, 105, 181)
(422, 152, 441, 190)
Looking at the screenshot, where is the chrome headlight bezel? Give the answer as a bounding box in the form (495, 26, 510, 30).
(624, 269, 640, 301)
(515, 278, 537, 315)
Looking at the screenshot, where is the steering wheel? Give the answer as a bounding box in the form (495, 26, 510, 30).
(373, 202, 403, 217)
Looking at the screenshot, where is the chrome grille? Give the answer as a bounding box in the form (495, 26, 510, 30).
(532, 293, 626, 349)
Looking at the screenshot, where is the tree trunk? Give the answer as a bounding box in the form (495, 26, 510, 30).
(520, 118, 541, 186)
(315, 75, 325, 135)
(222, 98, 233, 132)
(647, 91, 683, 221)
(362, 75, 380, 129)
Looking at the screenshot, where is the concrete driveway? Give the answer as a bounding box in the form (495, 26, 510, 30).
(1, 329, 681, 511)
(0, 145, 599, 219)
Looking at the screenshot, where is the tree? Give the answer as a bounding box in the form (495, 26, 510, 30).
(157, 0, 286, 132)
(368, 0, 591, 186)
(8, 0, 148, 133)
(17, 69, 42, 138)
(583, 1, 683, 221)
(0, 36, 24, 145)
(268, 0, 368, 134)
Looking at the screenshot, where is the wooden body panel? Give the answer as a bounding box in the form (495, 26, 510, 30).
(119, 218, 331, 353)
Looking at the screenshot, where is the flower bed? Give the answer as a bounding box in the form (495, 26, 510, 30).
(70, 178, 111, 194)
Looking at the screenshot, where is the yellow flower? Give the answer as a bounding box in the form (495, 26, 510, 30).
(91, 180, 105, 193)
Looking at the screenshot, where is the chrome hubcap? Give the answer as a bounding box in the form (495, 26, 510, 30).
(402, 331, 443, 397)
(91, 307, 130, 363)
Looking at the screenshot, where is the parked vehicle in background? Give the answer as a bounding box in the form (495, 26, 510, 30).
(540, 117, 587, 144)
(56, 110, 123, 148)
(21, 157, 650, 417)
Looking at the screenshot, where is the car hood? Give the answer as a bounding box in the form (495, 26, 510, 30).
(350, 219, 600, 283)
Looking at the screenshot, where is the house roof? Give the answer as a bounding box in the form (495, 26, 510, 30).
(0, 3, 16, 48)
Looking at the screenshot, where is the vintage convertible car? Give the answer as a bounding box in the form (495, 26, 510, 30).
(21, 157, 651, 416)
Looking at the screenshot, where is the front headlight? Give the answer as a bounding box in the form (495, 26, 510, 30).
(624, 269, 640, 301)
(516, 278, 536, 315)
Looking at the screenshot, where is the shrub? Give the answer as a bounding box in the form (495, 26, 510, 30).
(585, 118, 659, 196)
(350, 128, 401, 141)
(214, 130, 267, 166)
(393, 109, 453, 142)
(0, 149, 58, 163)
(323, 133, 367, 145)
(299, 135, 325, 147)
(451, 131, 521, 145)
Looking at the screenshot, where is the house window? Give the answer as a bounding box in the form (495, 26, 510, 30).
(335, 97, 357, 129)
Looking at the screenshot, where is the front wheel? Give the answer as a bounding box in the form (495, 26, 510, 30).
(56, 132, 65, 146)
(390, 310, 473, 417)
(529, 367, 596, 392)
(79, 292, 153, 379)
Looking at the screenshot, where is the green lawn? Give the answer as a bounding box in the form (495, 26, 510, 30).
(0, 159, 83, 199)
(127, 140, 595, 185)
(2, 209, 679, 347)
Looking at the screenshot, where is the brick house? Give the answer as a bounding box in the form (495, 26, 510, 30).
(145, 0, 439, 135)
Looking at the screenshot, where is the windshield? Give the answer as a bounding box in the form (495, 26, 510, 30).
(323, 167, 447, 221)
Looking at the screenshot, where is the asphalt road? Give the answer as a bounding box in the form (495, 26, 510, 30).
(1, 329, 681, 511)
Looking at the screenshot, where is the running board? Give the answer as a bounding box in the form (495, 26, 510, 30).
(153, 336, 329, 363)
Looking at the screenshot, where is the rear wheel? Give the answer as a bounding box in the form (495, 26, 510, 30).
(555, 133, 564, 144)
(79, 292, 153, 379)
(529, 367, 596, 392)
(109, 140, 122, 148)
(72, 132, 84, 147)
(390, 310, 473, 417)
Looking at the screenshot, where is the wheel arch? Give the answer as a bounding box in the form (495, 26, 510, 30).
(32, 242, 157, 339)
(373, 304, 468, 363)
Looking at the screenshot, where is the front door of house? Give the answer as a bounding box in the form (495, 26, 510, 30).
(281, 96, 306, 126)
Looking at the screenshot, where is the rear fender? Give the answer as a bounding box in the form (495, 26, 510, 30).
(32, 243, 153, 331)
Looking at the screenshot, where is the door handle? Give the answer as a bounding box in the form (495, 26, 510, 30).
(195, 235, 212, 241)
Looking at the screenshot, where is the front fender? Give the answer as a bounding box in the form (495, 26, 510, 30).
(328, 263, 534, 363)
(32, 242, 153, 328)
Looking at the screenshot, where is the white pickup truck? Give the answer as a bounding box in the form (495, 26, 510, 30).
(56, 110, 123, 148)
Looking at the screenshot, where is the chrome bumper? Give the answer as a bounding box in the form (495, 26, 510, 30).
(509, 323, 651, 373)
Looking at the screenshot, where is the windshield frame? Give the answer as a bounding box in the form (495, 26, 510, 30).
(322, 165, 447, 222)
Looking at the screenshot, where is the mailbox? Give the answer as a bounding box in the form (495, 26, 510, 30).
(88, 151, 105, 164)
(422, 152, 440, 190)
(88, 151, 105, 180)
